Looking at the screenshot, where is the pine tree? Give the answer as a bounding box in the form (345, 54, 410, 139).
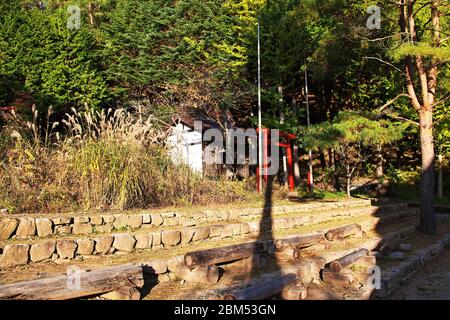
(302, 111, 403, 197)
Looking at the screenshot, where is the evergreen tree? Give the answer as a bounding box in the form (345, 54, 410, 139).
(0, 0, 111, 111)
(302, 111, 403, 197)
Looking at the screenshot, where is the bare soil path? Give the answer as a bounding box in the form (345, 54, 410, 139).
(389, 248, 450, 300)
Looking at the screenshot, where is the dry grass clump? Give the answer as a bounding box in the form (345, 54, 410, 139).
(0, 106, 256, 213)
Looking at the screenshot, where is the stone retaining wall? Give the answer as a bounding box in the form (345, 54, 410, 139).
(0, 200, 381, 241)
(0, 205, 416, 268)
(376, 234, 450, 298)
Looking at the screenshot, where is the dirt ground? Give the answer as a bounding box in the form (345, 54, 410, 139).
(389, 248, 450, 300)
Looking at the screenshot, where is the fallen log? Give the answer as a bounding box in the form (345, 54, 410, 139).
(275, 233, 325, 252)
(168, 255, 220, 284)
(293, 248, 300, 260)
(287, 191, 301, 200)
(172, 265, 220, 284)
(223, 273, 297, 300)
(325, 224, 362, 241)
(184, 242, 265, 269)
(99, 283, 141, 300)
(0, 263, 144, 300)
(292, 246, 327, 260)
(296, 258, 325, 284)
(272, 248, 296, 261)
(329, 248, 369, 273)
(222, 255, 263, 273)
(322, 268, 354, 286)
(281, 283, 308, 300)
(358, 255, 377, 266)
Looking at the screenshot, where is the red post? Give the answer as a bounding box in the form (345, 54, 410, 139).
(263, 128, 269, 185)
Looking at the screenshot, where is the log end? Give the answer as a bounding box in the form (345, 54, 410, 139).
(184, 254, 195, 270)
(222, 293, 237, 300)
(206, 265, 221, 283)
(274, 240, 286, 252)
(100, 285, 141, 300)
(281, 283, 308, 300)
(329, 261, 343, 273)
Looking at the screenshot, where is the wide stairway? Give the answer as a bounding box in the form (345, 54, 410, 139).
(0, 198, 449, 300)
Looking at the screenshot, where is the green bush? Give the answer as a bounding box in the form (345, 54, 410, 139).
(386, 166, 421, 200)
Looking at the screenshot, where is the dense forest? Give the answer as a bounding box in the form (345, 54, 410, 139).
(0, 1, 449, 233)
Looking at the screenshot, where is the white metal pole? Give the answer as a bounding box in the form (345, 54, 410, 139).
(305, 67, 313, 192)
(258, 17, 263, 193)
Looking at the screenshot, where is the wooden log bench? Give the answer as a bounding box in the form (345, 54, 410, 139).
(328, 248, 369, 273)
(184, 242, 266, 270)
(274, 233, 326, 252)
(223, 273, 298, 300)
(0, 263, 145, 300)
(325, 224, 362, 241)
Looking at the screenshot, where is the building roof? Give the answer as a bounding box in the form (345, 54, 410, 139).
(170, 114, 221, 131)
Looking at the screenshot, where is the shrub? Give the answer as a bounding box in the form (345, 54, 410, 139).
(386, 166, 421, 200)
(0, 106, 256, 213)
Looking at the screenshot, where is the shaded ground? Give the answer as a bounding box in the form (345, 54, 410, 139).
(390, 248, 450, 300)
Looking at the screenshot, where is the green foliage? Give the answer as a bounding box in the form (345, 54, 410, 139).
(0, 0, 448, 204)
(0, 1, 112, 110)
(302, 110, 403, 150)
(389, 43, 450, 63)
(301, 110, 403, 196)
(0, 106, 257, 213)
(386, 166, 421, 200)
(99, 0, 254, 115)
(293, 188, 347, 200)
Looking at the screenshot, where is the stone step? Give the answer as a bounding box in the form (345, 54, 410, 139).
(0, 202, 411, 248)
(141, 221, 423, 300)
(143, 221, 449, 301)
(375, 225, 450, 298)
(0, 206, 417, 269)
(0, 200, 407, 245)
(0, 216, 420, 298)
(0, 199, 378, 241)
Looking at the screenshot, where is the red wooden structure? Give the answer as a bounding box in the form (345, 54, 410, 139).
(0, 107, 16, 111)
(256, 128, 297, 192)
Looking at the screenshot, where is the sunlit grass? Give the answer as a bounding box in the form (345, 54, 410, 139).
(0, 106, 257, 213)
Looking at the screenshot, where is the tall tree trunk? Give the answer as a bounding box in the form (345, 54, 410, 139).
(376, 145, 384, 196)
(419, 109, 436, 234)
(320, 151, 327, 171)
(376, 145, 383, 179)
(346, 176, 351, 198)
(329, 148, 337, 190)
(399, 0, 440, 234)
(346, 164, 351, 198)
(88, 2, 95, 27)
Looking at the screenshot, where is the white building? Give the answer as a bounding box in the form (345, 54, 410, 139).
(167, 120, 204, 174)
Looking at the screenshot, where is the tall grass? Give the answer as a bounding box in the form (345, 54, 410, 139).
(0, 106, 255, 213)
